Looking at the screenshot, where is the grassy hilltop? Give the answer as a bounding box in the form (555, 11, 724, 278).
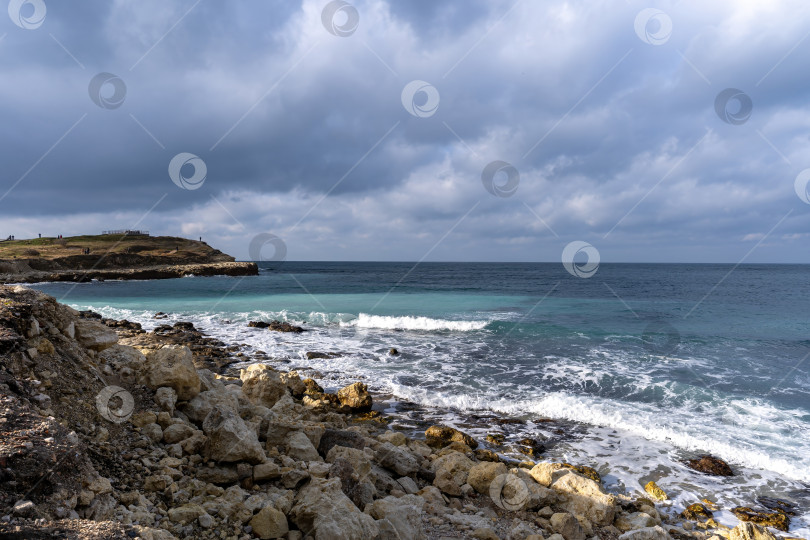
(0, 234, 233, 264)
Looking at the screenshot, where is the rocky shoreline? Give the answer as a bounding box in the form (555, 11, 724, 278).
(0, 261, 258, 284)
(0, 285, 803, 540)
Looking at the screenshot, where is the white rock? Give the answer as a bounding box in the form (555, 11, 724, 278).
(367, 494, 425, 540)
(618, 525, 670, 540)
(240, 364, 287, 408)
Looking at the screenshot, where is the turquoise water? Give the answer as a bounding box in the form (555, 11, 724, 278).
(28, 262, 810, 531)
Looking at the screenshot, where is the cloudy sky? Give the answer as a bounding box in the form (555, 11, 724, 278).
(1, 0, 809, 262)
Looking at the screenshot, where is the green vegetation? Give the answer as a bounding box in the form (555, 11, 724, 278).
(0, 234, 223, 261)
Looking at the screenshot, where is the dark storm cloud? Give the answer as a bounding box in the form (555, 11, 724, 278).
(1, 0, 809, 261)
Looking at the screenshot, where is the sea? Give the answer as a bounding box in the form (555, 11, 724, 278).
(26, 262, 810, 534)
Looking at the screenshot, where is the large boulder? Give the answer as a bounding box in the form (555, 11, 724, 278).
(290, 477, 379, 540)
(686, 455, 733, 476)
(432, 451, 474, 496)
(467, 462, 508, 494)
(182, 388, 240, 425)
(374, 442, 419, 477)
(141, 345, 201, 400)
(529, 462, 567, 487)
(337, 382, 372, 411)
(74, 319, 118, 351)
(240, 364, 287, 408)
(202, 407, 266, 464)
(286, 431, 320, 462)
(425, 425, 478, 449)
(367, 494, 425, 540)
(250, 506, 289, 539)
(729, 522, 779, 540)
(551, 470, 616, 526)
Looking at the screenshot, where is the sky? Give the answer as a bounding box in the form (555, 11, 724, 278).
(1, 0, 810, 262)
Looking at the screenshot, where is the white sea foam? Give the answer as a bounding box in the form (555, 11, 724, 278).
(341, 313, 489, 331)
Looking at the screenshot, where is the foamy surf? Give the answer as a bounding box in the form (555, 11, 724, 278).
(341, 313, 489, 331)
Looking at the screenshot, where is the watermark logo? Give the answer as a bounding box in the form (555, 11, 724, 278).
(95, 385, 134, 423)
(715, 88, 752, 125)
(794, 169, 810, 204)
(489, 473, 529, 511)
(401, 80, 440, 118)
(249, 233, 287, 263)
(641, 320, 681, 356)
(321, 0, 359, 37)
(562, 241, 600, 278)
(634, 8, 672, 45)
(88, 72, 127, 110)
(482, 160, 520, 198)
(8, 0, 46, 29)
(168, 152, 207, 190)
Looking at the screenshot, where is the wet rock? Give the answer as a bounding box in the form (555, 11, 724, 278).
(517, 437, 546, 457)
(141, 345, 201, 400)
(425, 425, 478, 449)
(303, 378, 324, 395)
(729, 522, 779, 540)
(562, 463, 600, 483)
(388, 348, 399, 355)
(306, 351, 340, 360)
(644, 480, 668, 501)
(686, 455, 734, 476)
(681, 503, 713, 521)
(337, 382, 372, 411)
(731, 506, 789, 532)
(240, 363, 287, 408)
(249, 319, 304, 332)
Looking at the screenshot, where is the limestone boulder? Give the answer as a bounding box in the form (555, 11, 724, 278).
(290, 477, 379, 540)
(250, 506, 289, 539)
(75, 319, 118, 351)
(374, 442, 419, 477)
(202, 407, 266, 464)
(367, 494, 425, 540)
(467, 462, 508, 494)
(182, 387, 240, 425)
(729, 522, 779, 540)
(240, 364, 288, 408)
(551, 470, 616, 526)
(337, 382, 372, 411)
(432, 451, 474, 496)
(140, 345, 201, 400)
(286, 430, 320, 462)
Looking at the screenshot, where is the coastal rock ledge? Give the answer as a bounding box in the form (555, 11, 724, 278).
(0, 284, 806, 539)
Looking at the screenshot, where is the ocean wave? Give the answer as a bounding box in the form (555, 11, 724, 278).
(341, 313, 489, 332)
